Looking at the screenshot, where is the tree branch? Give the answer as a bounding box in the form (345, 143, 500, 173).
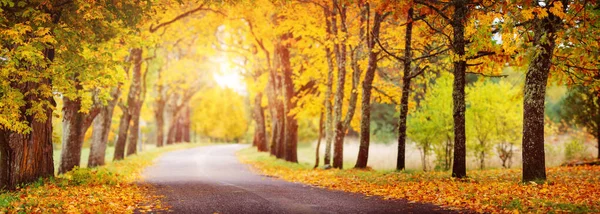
(149, 3, 225, 33)
(466, 71, 507, 77)
(372, 86, 399, 105)
(467, 51, 496, 60)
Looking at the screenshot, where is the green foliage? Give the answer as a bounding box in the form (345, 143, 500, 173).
(370, 103, 397, 144)
(466, 79, 523, 169)
(559, 86, 599, 139)
(564, 139, 587, 161)
(408, 74, 454, 171)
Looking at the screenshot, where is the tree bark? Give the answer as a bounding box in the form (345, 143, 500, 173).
(253, 92, 268, 152)
(126, 48, 145, 156)
(395, 8, 414, 171)
(275, 99, 286, 159)
(314, 111, 324, 168)
(182, 105, 191, 142)
(331, 1, 347, 169)
(277, 33, 298, 163)
(113, 106, 130, 161)
(356, 9, 384, 169)
(597, 92, 600, 159)
(88, 87, 119, 168)
(451, 0, 468, 179)
(114, 48, 143, 160)
(522, 3, 564, 181)
(59, 94, 100, 174)
(323, 7, 335, 167)
(266, 79, 279, 156)
(126, 102, 141, 156)
(0, 81, 54, 190)
(155, 103, 165, 147)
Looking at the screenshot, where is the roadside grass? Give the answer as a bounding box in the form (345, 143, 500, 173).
(0, 142, 209, 213)
(237, 147, 600, 213)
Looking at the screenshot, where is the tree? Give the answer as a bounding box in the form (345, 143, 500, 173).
(414, 0, 505, 178)
(500, 0, 599, 182)
(466, 80, 522, 170)
(192, 88, 249, 141)
(355, 3, 387, 169)
(407, 74, 453, 171)
(560, 87, 599, 159)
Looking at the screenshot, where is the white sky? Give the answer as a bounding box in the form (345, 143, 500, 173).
(213, 56, 247, 95)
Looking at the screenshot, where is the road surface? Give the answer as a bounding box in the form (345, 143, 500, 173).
(142, 144, 456, 214)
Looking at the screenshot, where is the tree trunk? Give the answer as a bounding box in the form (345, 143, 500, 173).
(451, 1, 468, 178)
(253, 93, 268, 152)
(278, 33, 298, 163)
(395, 8, 414, 171)
(126, 102, 141, 156)
(314, 111, 324, 168)
(88, 96, 117, 167)
(275, 100, 286, 159)
(596, 90, 600, 159)
(126, 48, 145, 156)
(182, 105, 191, 142)
(522, 6, 563, 181)
(356, 10, 384, 169)
(113, 107, 131, 161)
(0, 82, 54, 190)
(59, 94, 99, 174)
(113, 48, 142, 160)
(155, 104, 165, 147)
(331, 2, 347, 169)
(323, 8, 335, 167)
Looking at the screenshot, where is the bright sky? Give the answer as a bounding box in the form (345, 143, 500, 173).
(213, 56, 247, 95)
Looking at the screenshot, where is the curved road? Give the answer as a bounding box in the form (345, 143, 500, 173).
(143, 144, 455, 214)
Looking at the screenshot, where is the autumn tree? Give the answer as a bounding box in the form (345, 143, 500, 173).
(499, 0, 600, 181)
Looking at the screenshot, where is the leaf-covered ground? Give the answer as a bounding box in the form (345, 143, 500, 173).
(238, 148, 600, 213)
(0, 143, 208, 213)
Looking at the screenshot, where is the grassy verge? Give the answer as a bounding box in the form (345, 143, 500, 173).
(0, 142, 209, 213)
(237, 147, 600, 213)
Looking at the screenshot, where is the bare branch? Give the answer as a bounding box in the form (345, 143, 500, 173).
(466, 71, 507, 77)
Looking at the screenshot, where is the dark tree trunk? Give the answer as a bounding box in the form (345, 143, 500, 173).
(314, 111, 324, 168)
(267, 80, 279, 156)
(155, 105, 165, 147)
(126, 48, 145, 156)
(521, 4, 564, 181)
(275, 100, 286, 159)
(0, 81, 55, 190)
(155, 67, 167, 147)
(253, 93, 268, 152)
(597, 92, 599, 159)
(356, 10, 384, 169)
(278, 33, 298, 163)
(126, 102, 141, 156)
(59, 94, 100, 174)
(182, 105, 191, 142)
(451, 1, 468, 179)
(395, 8, 414, 171)
(113, 108, 131, 161)
(88, 87, 119, 168)
(113, 48, 142, 159)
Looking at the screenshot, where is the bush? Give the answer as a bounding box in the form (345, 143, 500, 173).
(564, 139, 587, 161)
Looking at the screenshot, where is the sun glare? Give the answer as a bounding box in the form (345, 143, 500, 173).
(213, 56, 246, 94)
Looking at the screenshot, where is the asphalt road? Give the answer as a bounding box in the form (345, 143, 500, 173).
(142, 144, 455, 214)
